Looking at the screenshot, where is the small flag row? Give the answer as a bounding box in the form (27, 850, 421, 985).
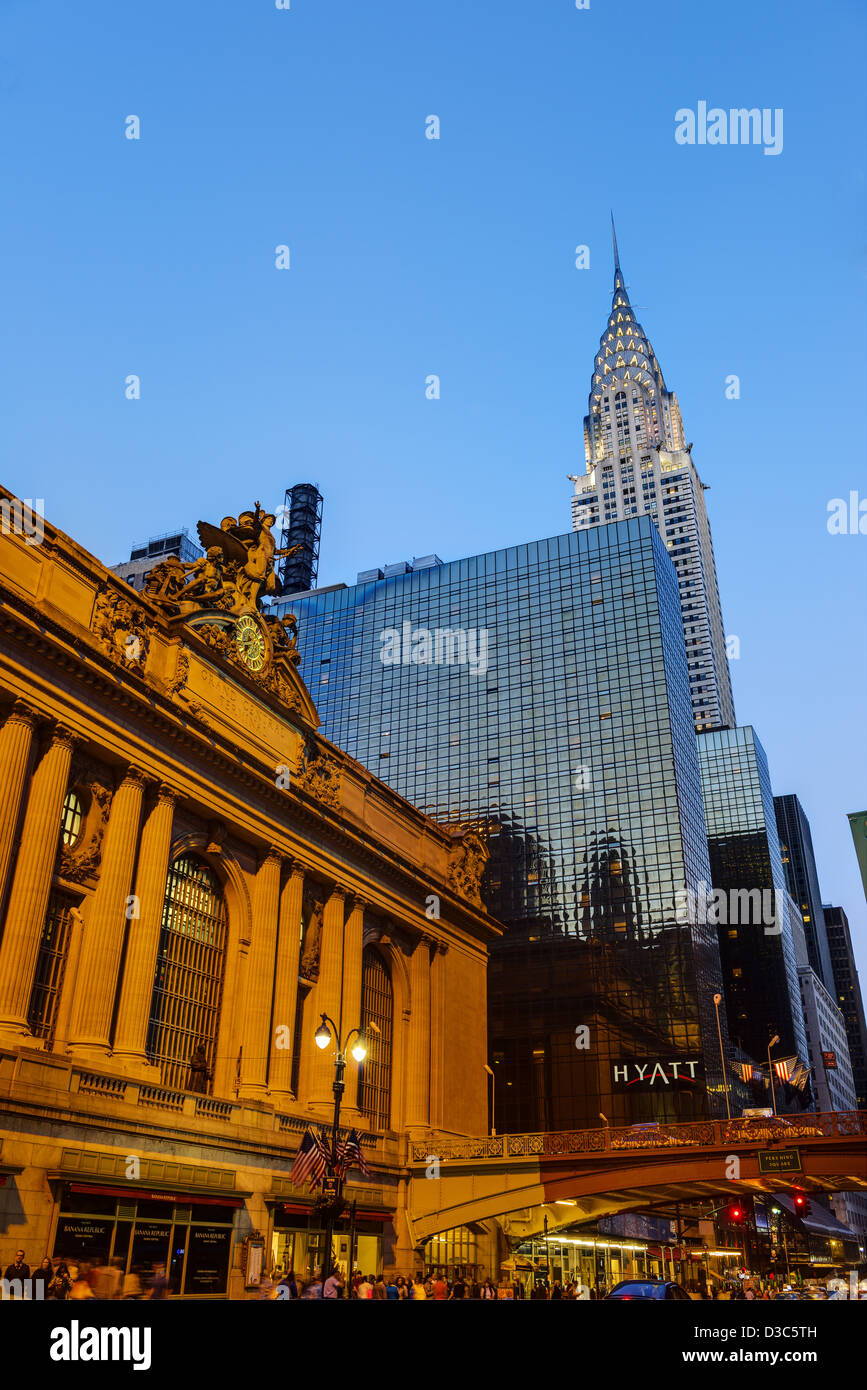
(730, 1057, 811, 1091)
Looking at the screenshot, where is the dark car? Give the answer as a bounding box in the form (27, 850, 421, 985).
(606, 1279, 691, 1301)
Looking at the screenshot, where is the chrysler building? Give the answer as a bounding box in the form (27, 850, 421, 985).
(570, 222, 735, 732)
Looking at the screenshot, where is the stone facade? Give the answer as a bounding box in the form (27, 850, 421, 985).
(0, 488, 500, 1295)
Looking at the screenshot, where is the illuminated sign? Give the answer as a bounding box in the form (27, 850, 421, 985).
(611, 1059, 704, 1090)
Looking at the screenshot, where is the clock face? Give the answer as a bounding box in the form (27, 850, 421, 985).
(235, 615, 267, 673)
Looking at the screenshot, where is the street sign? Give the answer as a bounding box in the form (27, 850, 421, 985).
(822, 1051, 837, 1070)
(322, 1176, 340, 1198)
(757, 1148, 802, 1174)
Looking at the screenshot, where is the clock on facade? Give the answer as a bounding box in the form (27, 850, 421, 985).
(234, 614, 267, 673)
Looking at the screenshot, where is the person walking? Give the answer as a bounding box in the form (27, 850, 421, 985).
(371, 1274, 387, 1300)
(449, 1274, 466, 1300)
(122, 1268, 142, 1300)
(411, 1274, 427, 1300)
(432, 1273, 449, 1301)
(48, 1261, 72, 1301)
(480, 1278, 495, 1299)
(32, 1257, 54, 1300)
(385, 1275, 399, 1300)
(2, 1249, 30, 1295)
(148, 1263, 170, 1300)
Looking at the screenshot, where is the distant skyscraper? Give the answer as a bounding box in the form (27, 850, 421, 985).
(569, 222, 734, 734)
(112, 528, 202, 593)
(278, 483, 323, 597)
(775, 793, 835, 989)
(823, 905, 867, 1111)
(696, 726, 808, 1069)
(278, 517, 732, 1132)
(847, 811, 867, 907)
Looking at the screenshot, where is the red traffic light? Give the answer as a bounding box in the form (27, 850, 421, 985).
(793, 1192, 806, 1209)
(729, 1204, 744, 1221)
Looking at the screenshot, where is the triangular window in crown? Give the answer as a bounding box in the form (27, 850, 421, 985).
(630, 355, 638, 366)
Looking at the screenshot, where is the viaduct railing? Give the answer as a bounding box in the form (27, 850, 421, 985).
(409, 1111, 867, 1165)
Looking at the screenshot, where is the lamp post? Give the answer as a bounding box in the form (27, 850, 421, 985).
(767, 1035, 780, 1117)
(713, 993, 732, 1120)
(313, 1013, 373, 1298)
(484, 1064, 496, 1136)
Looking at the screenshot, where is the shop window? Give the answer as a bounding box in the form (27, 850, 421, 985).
(358, 947, 393, 1131)
(146, 856, 228, 1092)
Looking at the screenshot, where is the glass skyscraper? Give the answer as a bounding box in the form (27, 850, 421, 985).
(696, 727, 808, 1068)
(774, 793, 834, 990)
(276, 517, 731, 1132)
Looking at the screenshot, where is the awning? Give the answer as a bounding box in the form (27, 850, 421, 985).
(774, 1194, 857, 1240)
(68, 1182, 245, 1208)
(276, 1201, 393, 1224)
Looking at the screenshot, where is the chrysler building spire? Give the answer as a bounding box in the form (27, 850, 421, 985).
(569, 222, 735, 734)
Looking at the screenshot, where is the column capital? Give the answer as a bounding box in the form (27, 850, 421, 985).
(154, 782, 179, 807)
(5, 699, 39, 731)
(349, 893, 369, 914)
(260, 845, 284, 870)
(328, 883, 348, 902)
(119, 765, 149, 790)
(286, 856, 306, 878)
(48, 723, 81, 755)
(421, 932, 447, 955)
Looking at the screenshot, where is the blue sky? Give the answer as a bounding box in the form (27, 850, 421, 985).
(2, 1, 866, 972)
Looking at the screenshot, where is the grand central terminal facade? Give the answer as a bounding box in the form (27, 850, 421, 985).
(0, 490, 500, 1296)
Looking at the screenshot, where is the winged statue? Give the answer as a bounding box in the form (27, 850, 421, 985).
(145, 501, 300, 617)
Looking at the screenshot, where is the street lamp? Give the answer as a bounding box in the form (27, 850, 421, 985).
(767, 1035, 780, 1117)
(713, 993, 732, 1121)
(484, 1064, 496, 1136)
(313, 1012, 376, 1297)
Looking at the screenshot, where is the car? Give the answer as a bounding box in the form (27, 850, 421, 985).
(606, 1279, 692, 1301)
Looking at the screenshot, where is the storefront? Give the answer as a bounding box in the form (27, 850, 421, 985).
(50, 1183, 242, 1297)
(269, 1202, 393, 1280)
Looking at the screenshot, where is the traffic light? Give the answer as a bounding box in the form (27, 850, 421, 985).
(728, 1203, 745, 1223)
(792, 1190, 812, 1218)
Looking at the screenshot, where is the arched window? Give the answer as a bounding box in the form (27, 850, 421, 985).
(60, 790, 83, 847)
(146, 856, 228, 1093)
(28, 890, 77, 1043)
(358, 947, 393, 1130)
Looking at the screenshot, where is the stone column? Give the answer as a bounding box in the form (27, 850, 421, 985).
(52, 906, 85, 1054)
(0, 723, 77, 1036)
(340, 894, 366, 1120)
(308, 884, 347, 1115)
(0, 700, 38, 912)
(405, 936, 432, 1133)
(67, 767, 146, 1058)
(269, 860, 304, 1100)
(111, 784, 177, 1073)
(237, 847, 283, 1097)
(428, 942, 447, 1131)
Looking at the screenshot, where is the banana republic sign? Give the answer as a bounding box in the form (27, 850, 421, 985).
(611, 1059, 704, 1090)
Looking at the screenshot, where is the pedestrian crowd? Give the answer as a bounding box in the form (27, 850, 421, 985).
(265, 1270, 603, 1299)
(1, 1249, 171, 1300)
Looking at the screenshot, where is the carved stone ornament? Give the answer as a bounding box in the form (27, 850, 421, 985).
(143, 501, 300, 621)
(92, 587, 151, 673)
(294, 735, 341, 810)
(447, 829, 489, 907)
(299, 896, 325, 981)
(59, 778, 112, 884)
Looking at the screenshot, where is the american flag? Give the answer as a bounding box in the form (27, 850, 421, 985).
(731, 1061, 757, 1082)
(788, 1060, 811, 1091)
(291, 1128, 329, 1188)
(772, 1056, 798, 1083)
(336, 1129, 371, 1178)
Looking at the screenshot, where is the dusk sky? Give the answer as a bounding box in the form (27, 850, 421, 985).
(2, 1, 865, 969)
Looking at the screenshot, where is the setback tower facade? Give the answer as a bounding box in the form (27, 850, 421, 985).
(275, 517, 732, 1133)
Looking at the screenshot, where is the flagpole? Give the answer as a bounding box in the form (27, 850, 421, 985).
(767, 1035, 780, 1117)
(713, 994, 731, 1120)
